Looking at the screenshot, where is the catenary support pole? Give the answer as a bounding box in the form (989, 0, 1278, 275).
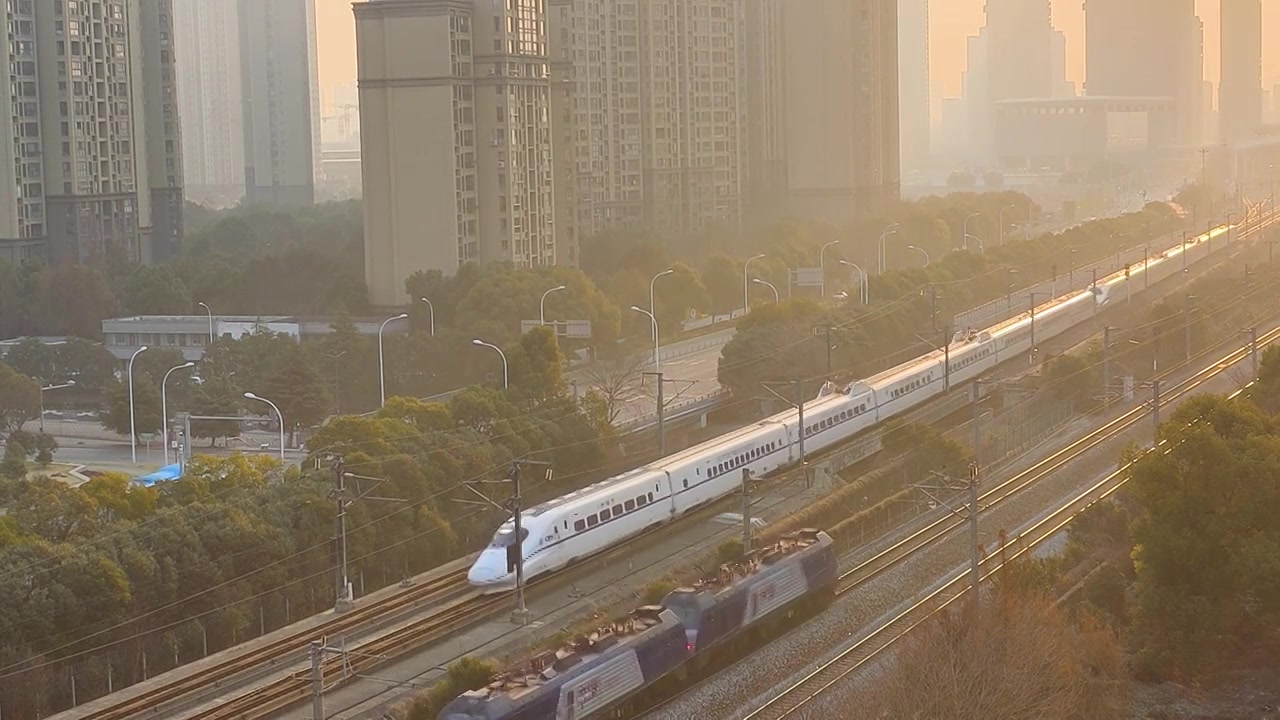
(741, 468, 753, 553)
(310, 641, 325, 720)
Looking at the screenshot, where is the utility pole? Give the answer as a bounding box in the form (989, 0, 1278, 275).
(741, 468, 753, 553)
(969, 380, 984, 607)
(812, 325, 834, 380)
(929, 285, 939, 333)
(942, 325, 952, 392)
(796, 379, 806, 463)
(508, 461, 531, 625)
(1183, 294, 1195, 363)
(1027, 291, 1043, 364)
(1245, 327, 1260, 377)
(643, 372, 666, 456)
(1152, 380, 1162, 440)
(330, 457, 353, 612)
(1102, 326, 1112, 409)
(310, 641, 325, 720)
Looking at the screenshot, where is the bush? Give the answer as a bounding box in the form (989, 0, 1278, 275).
(716, 539, 743, 564)
(405, 657, 496, 720)
(641, 580, 677, 605)
(1, 440, 26, 480)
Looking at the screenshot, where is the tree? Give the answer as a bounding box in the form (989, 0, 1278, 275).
(99, 379, 163, 439)
(1253, 344, 1280, 414)
(188, 377, 243, 446)
(1, 439, 26, 480)
(508, 326, 566, 402)
(32, 264, 117, 338)
(261, 342, 330, 444)
(700, 255, 742, 315)
(0, 363, 40, 441)
(581, 354, 647, 426)
(33, 433, 57, 466)
(118, 265, 193, 315)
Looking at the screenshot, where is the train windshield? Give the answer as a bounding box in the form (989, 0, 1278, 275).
(489, 526, 529, 548)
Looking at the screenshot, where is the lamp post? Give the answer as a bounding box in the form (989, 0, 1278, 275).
(839, 260, 868, 305)
(39, 381, 75, 433)
(197, 302, 213, 344)
(472, 339, 508, 389)
(418, 297, 435, 337)
(743, 254, 766, 314)
(963, 212, 980, 252)
(128, 346, 148, 464)
(649, 268, 674, 323)
(906, 245, 930, 266)
(378, 313, 409, 407)
(998, 205, 1016, 246)
(540, 284, 567, 326)
(630, 306, 660, 374)
(819, 240, 841, 298)
(243, 392, 285, 462)
(964, 234, 985, 253)
(751, 277, 780, 303)
(878, 223, 899, 273)
(161, 362, 195, 466)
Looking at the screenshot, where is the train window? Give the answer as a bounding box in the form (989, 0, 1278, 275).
(600, 508, 611, 521)
(647, 492, 654, 503)
(612, 504, 623, 516)
(574, 519, 586, 532)
(587, 514, 599, 527)
(682, 478, 689, 488)
(637, 494, 647, 506)
(624, 499, 635, 512)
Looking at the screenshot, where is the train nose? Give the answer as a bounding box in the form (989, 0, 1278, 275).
(467, 552, 513, 589)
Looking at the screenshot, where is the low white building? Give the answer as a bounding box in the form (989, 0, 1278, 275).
(101, 315, 405, 362)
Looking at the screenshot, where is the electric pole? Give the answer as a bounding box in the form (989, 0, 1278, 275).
(1152, 380, 1162, 440)
(1102, 326, 1112, 409)
(1183, 294, 1195, 363)
(1245, 327, 1259, 377)
(741, 468, 753, 553)
(796, 379, 806, 463)
(643, 372, 666, 456)
(330, 457, 353, 612)
(310, 641, 325, 720)
(943, 325, 952, 391)
(812, 325, 834, 380)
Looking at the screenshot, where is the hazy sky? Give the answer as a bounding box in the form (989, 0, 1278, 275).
(315, 0, 1277, 114)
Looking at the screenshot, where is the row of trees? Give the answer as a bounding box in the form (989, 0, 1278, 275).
(0, 327, 615, 719)
(716, 201, 1188, 398)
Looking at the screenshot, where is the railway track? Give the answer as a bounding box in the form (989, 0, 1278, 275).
(741, 327, 1276, 720)
(80, 568, 473, 720)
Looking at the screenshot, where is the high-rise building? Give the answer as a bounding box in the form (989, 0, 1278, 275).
(1084, 0, 1203, 145)
(984, 0, 1052, 103)
(357, 0, 556, 307)
(898, 0, 929, 173)
(1, 0, 184, 266)
(1220, 0, 1262, 143)
(746, 0, 900, 224)
(637, 0, 744, 239)
(1051, 29, 1073, 98)
(240, 0, 322, 208)
(173, 0, 245, 207)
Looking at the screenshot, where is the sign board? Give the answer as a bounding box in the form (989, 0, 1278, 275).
(521, 319, 592, 339)
(791, 267, 823, 288)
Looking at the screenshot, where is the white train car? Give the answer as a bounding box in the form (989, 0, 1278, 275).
(468, 220, 1245, 591)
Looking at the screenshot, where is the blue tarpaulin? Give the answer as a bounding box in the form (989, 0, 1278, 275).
(134, 464, 182, 486)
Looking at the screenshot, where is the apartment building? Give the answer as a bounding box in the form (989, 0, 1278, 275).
(357, 0, 556, 307)
(240, 0, 322, 208)
(747, 0, 900, 224)
(1220, 0, 1262, 143)
(172, 0, 244, 207)
(0, 0, 183, 267)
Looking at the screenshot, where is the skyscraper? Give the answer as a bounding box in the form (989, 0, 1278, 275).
(898, 0, 930, 172)
(173, 0, 245, 207)
(1084, 0, 1203, 145)
(240, 0, 322, 207)
(1, 0, 183, 266)
(984, 0, 1052, 103)
(1220, 0, 1262, 143)
(357, 0, 556, 307)
(747, 0, 900, 224)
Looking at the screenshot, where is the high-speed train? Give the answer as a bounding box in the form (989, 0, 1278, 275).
(468, 217, 1249, 591)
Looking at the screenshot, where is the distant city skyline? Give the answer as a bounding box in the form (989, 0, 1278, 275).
(314, 0, 1278, 127)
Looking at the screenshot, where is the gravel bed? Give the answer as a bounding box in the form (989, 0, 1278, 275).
(643, 350, 1257, 720)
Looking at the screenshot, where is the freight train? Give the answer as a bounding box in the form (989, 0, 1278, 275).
(468, 219, 1242, 591)
(440, 529, 837, 720)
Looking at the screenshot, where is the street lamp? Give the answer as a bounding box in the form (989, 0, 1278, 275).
(878, 223, 899, 273)
(161, 362, 195, 466)
(839, 260, 868, 305)
(128, 346, 148, 464)
(906, 245, 930, 266)
(752, 277, 780, 303)
(743, 254, 766, 314)
(243, 392, 285, 462)
(819, 240, 841, 298)
(964, 234, 985, 254)
(998, 205, 1016, 246)
(540, 284, 567, 326)
(378, 313, 409, 407)
(630, 306, 660, 374)
(197, 302, 214, 344)
(418, 297, 435, 337)
(472, 339, 508, 389)
(39, 381, 75, 433)
(649, 269, 674, 321)
(963, 212, 981, 252)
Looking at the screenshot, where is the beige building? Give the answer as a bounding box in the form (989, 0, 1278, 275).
(748, 0, 900, 224)
(357, 0, 556, 307)
(1, 0, 183, 266)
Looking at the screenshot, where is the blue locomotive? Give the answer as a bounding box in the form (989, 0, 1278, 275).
(439, 529, 837, 720)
